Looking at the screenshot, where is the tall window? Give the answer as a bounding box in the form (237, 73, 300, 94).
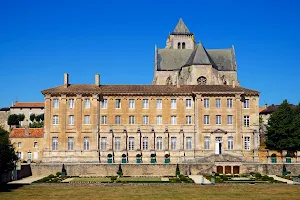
(115, 116, 121, 125)
(53, 115, 59, 125)
(216, 98, 221, 108)
(34, 142, 38, 148)
(115, 99, 121, 108)
(186, 99, 192, 109)
(101, 115, 107, 125)
(171, 99, 176, 109)
(186, 137, 192, 150)
(204, 136, 210, 150)
(204, 98, 209, 108)
(129, 99, 135, 109)
(102, 99, 107, 109)
(53, 98, 59, 108)
(84, 115, 90, 124)
(115, 137, 120, 151)
(216, 115, 222, 125)
(129, 137, 134, 150)
(84, 137, 90, 151)
(227, 98, 232, 108)
(177, 42, 181, 49)
(69, 99, 75, 109)
(244, 136, 250, 150)
(171, 137, 176, 151)
(156, 99, 162, 109)
(52, 137, 58, 151)
(156, 136, 163, 150)
(101, 137, 106, 151)
(143, 115, 149, 125)
(204, 115, 210, 125)
(171, 116, 177, 125)
(18, 142, 22, 148)
(186, 115, 192, 125)
(84, 99, 90, 109)
(143, 99, 149, 109)
(228, 136, 233, 150)
(68, 115, 74, 125)
(156, 115, 162, 125)
(227, 115, 233, 125)
(244, 116, 250, 127)
(244, 99, 250, 109)
(142, 137, 148, 150)
(182, 42, 186, 49)
(68, 137, 74, 150)
(129, 116, 135, 125)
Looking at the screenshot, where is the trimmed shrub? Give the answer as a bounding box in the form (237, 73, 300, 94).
(48, 174, 55, 179)
(111, 176, 117, 181)
(56, 172, 62, 176)
(254, 173, 262, 178)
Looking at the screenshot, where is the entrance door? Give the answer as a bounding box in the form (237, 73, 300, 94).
(27, 152, 32, 162)
(215, 137, 222, 155)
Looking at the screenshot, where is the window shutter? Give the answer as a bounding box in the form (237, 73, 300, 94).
(21, 152, 24, 159)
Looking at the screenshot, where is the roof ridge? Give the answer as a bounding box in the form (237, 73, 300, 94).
(171, 18, 192, 35)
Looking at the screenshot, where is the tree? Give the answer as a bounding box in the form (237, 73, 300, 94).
(35, 114, 41, 122)
(40, 113, 44, 121)
(0, 127, 18, 174)
(7, 114, 19, 126)
(176, 164, 180, 177)
(17, 114, 25, 122)
(30, 113, 36, 122)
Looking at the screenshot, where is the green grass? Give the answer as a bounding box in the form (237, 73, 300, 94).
(70, 177, 112, 183)
(118, 177, 162, 182)
(1, 185, 300, 200)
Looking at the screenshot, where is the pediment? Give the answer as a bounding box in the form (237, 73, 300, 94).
(211, 129, 227, 134)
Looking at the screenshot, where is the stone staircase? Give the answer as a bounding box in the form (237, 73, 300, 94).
(189, 175, 212, 185)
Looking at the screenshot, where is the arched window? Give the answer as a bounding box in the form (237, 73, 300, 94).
(177, 42, 181, 49)
(197, 76, 207, 85)
(182, 42, 186, 49)
(166, 76, 172, 85)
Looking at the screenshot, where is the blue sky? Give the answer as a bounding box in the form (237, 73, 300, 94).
(1, 0, 300, 107)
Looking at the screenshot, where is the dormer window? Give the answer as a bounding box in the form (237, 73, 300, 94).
(197, 76, 207, 85)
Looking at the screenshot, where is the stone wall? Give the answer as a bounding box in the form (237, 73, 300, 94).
(0, 110, 10, 131)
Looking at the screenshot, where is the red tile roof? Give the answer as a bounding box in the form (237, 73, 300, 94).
(11, 102, 44, 108)
(10, 128, 44, 138)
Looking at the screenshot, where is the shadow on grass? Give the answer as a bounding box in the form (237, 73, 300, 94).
(0, 183, 25, 192)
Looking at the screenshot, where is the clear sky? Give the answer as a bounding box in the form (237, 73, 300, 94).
(1, 0, 300, 107)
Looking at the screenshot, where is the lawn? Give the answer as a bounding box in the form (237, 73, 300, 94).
(70, 177, 112, 183)
(118, 177, 162, 182)
(1, 184, 300, 200)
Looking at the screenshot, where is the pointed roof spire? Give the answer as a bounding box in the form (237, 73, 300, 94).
(184, 42, 214, 66)
(171, 18, 192, 35)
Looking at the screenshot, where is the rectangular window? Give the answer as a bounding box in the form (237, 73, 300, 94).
(171, 116, 177, 125)
(84, 115, 90, 125)
(68, 115, 74, 125)
(143, 99, 149, 109)
(102, 99, 108, 109)
(68, 137, 74, 150)
(84, 99, 90, 109)
(84, 137, 90, 151)
(227, 98, 232, 108)
(101, 115, 107, 125)
(115, 116, 121, 125)
(186, 137, 192, 150)
(244, 136, 250, 150)
(143, 137, 148, 150)
(129, 137, 134, 150)
(129, 99, 135, 109)
(156, 136, 163, 150)
(18, 142, 22, 148)
(204, 136, 210, 150)
(115, 137, 120, 151)
(244, 99, 250, 109)
(204, 98, 209, 108)
(115, 99, 121, 108)
(53, 115, 59, 125)
(34, 142, 38, 148)
(227, 115, 233, 125)
(27, 152, 32, 161)
(17, 152, 22, 159)
(156, 115, 162, 125)
(171, 99, 176, 109)
(216, 98, 221, 108)
(156, 99, 162, 109)
(204, 115, 210, 125)
(216, 115, 222, 125)
(69, 99, 75, 109)
(33, 152, 38, 160)
(186, 115, 192, 125)
(143, 115, 149, 125)
(171, 137, 176, 151)
(53, 98, 59, 108)
(186, 99, 192, 109)
(228, 136, 233, 150)
(101, 137, 106, 151)
(244, 116, 250, 127)
(129, 116, 135, 125)
(52, 137, 58, 151)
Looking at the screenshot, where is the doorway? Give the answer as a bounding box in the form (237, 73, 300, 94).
(215, 137, 222, 155)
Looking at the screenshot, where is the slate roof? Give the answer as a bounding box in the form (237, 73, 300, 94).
(10, 128, 44, 138)
(171, 18, 192, 35)
(0, 107, 10, 111)
(41, 84, 259, 96)
(11, 102, 45, 108)
(184, 42, 214, 66)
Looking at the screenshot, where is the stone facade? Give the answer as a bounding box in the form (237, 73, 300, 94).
(0, 108, 10, 131)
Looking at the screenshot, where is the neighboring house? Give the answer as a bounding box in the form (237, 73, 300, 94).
(0, 107, 10, 131)
(10, 127, 44, 163)
(10, 102, 45, 126)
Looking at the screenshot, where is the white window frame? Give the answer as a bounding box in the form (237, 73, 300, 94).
(186, 115, 192, 125)
(69, 99, 75, 109)
(53, 98, 59, 108)
(227, 98, 232, 108)
(68, 115, 74, 125)
(171, 99, 177, 109)
(143, 136, 148, 150)
(204, 115, 210, 125)
(102, 99, 108, 109)
(33, 142, 38, 148)
(101, 115, 107, 125)
(244, 136, 250, 150)
(33, 152, 38, 160)
(156, 136, 163, 150)
(156, 99, 162, 109)
(115, 137, 120, 151)
(115, 116, 121, 125)
(18, 142, 22, 148)
(156, 115, 162, 125)
(101, 137, 106, 151)
(204, 136, 210, 150)
(129, 99, 135, 109)
(53, 115, 59, 125)
(216, 98, 221, 108)
(143, 99, 149, 109)
(129, 137, 134, 150)
(244, 99, 250, 109)
(171, 137, 176, 151)
(115, 99, 121, 109)
(84, 115, 90, 125)
(143, 115, 149, 125)
(186, 137, 192, 150)
(216, 115, 222, 125)
(68, 137, 74, 150)
(204, 98, 209, 108)
(244, 115, 250, 127)
(227, 115, 233, 125)
(84, 98, 90, 109)
(84, 137, 90, 151)
(129, 115, 135, 125)
(52, 137, 58, 151)
(186, 99, 192, 109)
(171, 116, 177, 125)
(228, 136, 233, 150)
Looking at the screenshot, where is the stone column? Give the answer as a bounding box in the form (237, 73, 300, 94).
(60, 95, 67, 151)
(75, 94, 82, 150)
(235, 94, 242, 151)
(195, 94, 201, 151)
(44, 94, 51, 153)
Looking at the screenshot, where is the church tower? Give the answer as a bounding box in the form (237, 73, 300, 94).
(166, 18, 195, 50)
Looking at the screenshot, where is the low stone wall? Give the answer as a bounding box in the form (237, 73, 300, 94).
(17, 164, 32, 179)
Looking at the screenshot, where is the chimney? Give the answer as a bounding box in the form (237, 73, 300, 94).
(64, 73, 69, 88)
(25, 125, 29, 136)
(232, 80, 236, 88)
(176, 75, 180, 88)
(95, 74, 100, 86)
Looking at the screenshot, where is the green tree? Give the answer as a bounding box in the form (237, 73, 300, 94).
(40, 113, 44, 121)
(291, 102, 300, 150)
(30, 113, 36, 122)
(7, 114, 19, 126)
(0, 127, 18, 174)
(35, 114, 41, 122)
(17, 114, 25, 122)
